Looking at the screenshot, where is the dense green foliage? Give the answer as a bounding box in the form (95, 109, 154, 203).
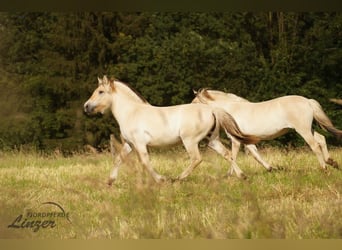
(0, 12, 341, 151)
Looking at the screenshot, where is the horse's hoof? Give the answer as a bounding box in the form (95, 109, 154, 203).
(155, 176, 167, 184)
(171, 177, 180, 183)
(268, 166, 281, 172)
(320, 167, 330, 175)
(107, 179, 114, 186)
(239, 173, 248, 180)
(327, 158, 339, 169)
(225, 170, 235, 178)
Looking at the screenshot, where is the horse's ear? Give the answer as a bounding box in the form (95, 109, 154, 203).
(98, 77, 103, 86)
(109, 80, 115, 92)
(103, 75, 109, 84)
(200, 88, 210, 95)
(193, 89, 198, 95)
(198, 87, 204, 93)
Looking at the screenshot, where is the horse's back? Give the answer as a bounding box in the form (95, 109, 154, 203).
(276, 95, 309, 102)
(223, 95, 314, 137)
(134, 103, 215, 141)
(255, 95, 309, 105)
(254, 94, 313, 115)
(250, 95, 313, 116)
(271, 95, 314, 116)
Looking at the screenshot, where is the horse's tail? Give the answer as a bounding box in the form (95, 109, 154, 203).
(213, 108, 260, 145)
(309, 99, 342, 140)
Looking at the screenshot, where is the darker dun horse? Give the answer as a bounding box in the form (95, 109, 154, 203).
(193, 89, 341, 171)
(84, 76, 259, 185)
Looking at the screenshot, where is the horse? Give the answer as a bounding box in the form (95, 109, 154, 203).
(330, 98, 342, 106)
(192, 88, 342, 172)
(84, 76, 259, 185)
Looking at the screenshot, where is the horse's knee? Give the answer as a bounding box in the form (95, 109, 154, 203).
(208, 140, 219, 152)
(313, 131, 326, 144)
(309, 140, 321, 152)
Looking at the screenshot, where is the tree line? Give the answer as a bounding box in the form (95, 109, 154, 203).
(0, 12, 341, 152)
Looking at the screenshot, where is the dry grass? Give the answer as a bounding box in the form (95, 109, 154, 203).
(0, 147, 341, 239)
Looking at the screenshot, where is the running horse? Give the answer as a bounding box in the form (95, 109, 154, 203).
(192, 88, 342, 171)
(84, 76, 259, 185)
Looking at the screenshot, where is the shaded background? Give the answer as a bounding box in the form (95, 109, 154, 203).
(0, 12, 341, 152)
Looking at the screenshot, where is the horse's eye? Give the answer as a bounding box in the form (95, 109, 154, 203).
(99, 90, 104, 94)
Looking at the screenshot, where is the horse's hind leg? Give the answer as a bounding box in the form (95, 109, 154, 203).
(177, 141, 202, 180)
(135, 144, 166, 183)
(230, 138, 243, 176)
(297, 129, 327, 170)
(208, 138, 246, 179)
(108, 142, 132, 186)
(224, 134, 242, 176)
(245, 144, 273, 171)
(314, 131, 339, 168)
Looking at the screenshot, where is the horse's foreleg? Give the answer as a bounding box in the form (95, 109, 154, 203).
(108, 142, 132, 186)
(177, 142, 202, 180)
(208, 138, 246, 179)
(136, 145, 166, 183)
(245, 144, 273, 171)
(314, 131, 339, 168)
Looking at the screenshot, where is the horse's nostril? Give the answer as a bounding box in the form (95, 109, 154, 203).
(84, 103, 89, 113)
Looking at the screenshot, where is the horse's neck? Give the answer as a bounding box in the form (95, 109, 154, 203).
(208, 91, 249, 103)
(110, 82, 149, 125)
(225, 93, 249, 102)
(115, 81, 150, 105)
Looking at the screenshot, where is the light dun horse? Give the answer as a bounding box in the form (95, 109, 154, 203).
(84, 76, 259, 185)
(192, 89, 342, 171)
(330, 98, 342, 106)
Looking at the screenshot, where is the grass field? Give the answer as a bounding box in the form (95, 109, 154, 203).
(0, 146, 341, 239)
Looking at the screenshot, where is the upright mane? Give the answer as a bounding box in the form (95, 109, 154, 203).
(199, 88, 249, 103)
(198, 88, 215, 101)
(112, 78, 149, 104)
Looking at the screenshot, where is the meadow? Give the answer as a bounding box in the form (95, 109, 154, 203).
(0, 146, 341, 239)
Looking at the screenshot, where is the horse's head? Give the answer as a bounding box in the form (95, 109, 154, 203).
(84, 75, 115, 115)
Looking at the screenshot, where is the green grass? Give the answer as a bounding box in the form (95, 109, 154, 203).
(0, 147, 341, 239)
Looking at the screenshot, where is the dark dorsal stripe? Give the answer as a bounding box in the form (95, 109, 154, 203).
(110, 77, 148, 104)
(198, 88, 215, 101)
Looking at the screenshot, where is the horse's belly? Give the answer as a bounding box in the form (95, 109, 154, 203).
(258, 128, 289, 140)
(147, 135, 181, 147)
(237, 119, 290, 140)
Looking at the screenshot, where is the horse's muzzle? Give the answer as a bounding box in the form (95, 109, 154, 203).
(84, 102, 93, 114)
